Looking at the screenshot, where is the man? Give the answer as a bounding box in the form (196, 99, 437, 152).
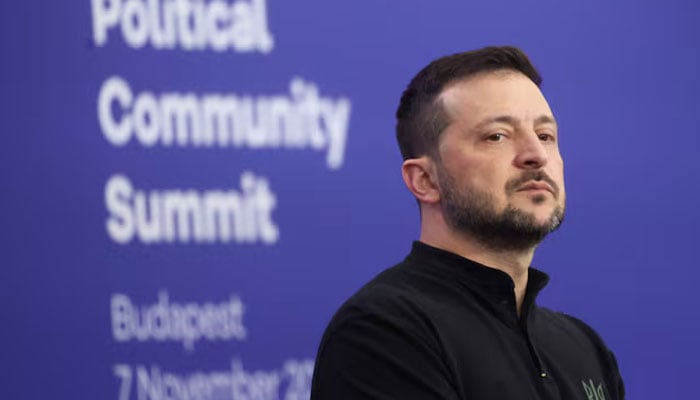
(311, 46, 624, 399)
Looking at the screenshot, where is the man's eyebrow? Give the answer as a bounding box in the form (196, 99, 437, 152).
(473, 114, 558, 130)
(534, 115, 558, 127)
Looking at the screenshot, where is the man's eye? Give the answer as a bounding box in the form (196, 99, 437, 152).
(487, 133, 505, 142)
(538, 133, 554, 142)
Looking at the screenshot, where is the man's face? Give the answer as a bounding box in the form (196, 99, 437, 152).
(435, 71, 566, 251)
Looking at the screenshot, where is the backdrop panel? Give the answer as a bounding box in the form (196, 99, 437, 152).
(1, 1, 699, 399)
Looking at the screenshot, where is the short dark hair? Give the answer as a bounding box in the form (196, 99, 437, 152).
(395, 46, 542, 160)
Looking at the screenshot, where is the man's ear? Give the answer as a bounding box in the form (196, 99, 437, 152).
(402, 157, 440, 204)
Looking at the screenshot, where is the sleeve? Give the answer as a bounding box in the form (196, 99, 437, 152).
(603, 347, 626, 400)
(562, 314, 626, 400)
(310, 307, 460, 400)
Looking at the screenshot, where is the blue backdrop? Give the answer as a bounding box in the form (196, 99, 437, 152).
(2, 1, 699, 399)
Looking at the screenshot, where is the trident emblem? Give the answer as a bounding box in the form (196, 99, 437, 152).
(581, 379, 606, 400)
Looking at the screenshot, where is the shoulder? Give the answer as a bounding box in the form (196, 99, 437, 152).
(323, 262, 437, 343)
(315, 260, 450, 373)
(311, 263, 459, 399)
(536, 307, 612, 352)
(535, 307, 626, 399)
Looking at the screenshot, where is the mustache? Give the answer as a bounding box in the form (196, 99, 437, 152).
(506, 171, 560, 198)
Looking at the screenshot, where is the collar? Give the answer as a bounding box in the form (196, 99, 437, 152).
(404, 241, 550, 325)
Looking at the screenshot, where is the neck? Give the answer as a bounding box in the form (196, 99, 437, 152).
(420, 225, 536, 315)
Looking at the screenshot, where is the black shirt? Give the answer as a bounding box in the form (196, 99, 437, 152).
(311, 241, 624, 399)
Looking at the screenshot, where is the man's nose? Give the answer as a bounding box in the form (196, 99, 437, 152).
(513, 133, 548, 170)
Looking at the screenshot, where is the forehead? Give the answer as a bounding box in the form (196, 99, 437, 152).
(439, 71, 554, 128)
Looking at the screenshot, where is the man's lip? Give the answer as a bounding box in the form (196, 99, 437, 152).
(517, 182, 554, 194)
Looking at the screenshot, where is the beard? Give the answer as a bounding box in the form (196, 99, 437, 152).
(437, 166, 565, 252)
